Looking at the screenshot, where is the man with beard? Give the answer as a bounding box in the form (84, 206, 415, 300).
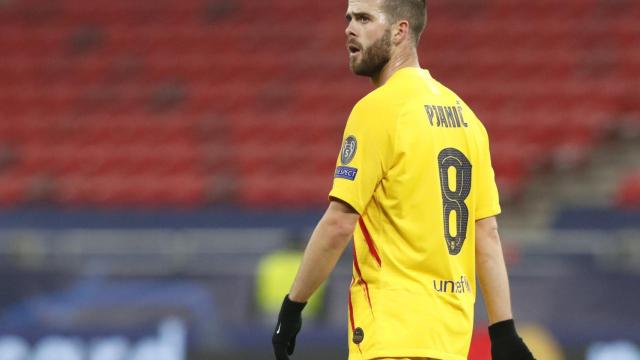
(272, 1, 536, 360)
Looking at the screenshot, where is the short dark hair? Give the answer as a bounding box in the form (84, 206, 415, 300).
(382, 0, 427, 46)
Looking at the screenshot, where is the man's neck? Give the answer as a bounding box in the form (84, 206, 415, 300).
(371, 47, 420, 88)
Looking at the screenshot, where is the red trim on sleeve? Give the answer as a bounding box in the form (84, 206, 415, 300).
(352, 245, 373, 311)
(348, 287, 355, 333)
(358, 218, 382, 267)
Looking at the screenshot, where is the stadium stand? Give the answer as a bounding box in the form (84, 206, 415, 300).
(0, 0, 638, 208)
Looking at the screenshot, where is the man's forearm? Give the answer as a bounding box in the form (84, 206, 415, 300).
(288, 210, 354, 303)
(476, 217, 513, 325)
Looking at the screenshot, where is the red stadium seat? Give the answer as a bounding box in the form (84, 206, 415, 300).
(616, 171, 640, 209)
(0, 172, 29, 207)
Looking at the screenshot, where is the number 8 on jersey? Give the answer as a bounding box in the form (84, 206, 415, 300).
(438, 148, 472, 256)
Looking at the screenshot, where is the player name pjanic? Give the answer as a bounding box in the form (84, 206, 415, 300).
(424, 104, 469, 129)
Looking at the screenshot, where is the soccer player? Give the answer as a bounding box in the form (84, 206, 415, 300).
(272, 0, 536, 359)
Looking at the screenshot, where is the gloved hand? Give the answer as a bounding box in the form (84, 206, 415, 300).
(489, 319, 536, 360)
(272, 295, 306, 360)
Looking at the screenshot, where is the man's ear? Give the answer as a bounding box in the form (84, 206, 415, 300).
(393, 20, 410, 45)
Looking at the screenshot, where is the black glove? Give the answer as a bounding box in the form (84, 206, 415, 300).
(489, 319, 535, 360)
(272, 295, 306, 360)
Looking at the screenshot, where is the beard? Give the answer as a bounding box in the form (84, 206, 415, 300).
(350, 29, 392, 77)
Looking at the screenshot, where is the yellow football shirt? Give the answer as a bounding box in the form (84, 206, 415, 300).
(329, 67, 501, 360)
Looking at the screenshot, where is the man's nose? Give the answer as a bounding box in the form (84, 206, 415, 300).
(345, 22, 356, 37)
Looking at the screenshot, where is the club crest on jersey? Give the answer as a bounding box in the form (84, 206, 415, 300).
(341, 135, 358, 165)
(352, 327, 365, 344)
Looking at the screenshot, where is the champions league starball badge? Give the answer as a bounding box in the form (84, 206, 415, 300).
(341, 135, 357, 165)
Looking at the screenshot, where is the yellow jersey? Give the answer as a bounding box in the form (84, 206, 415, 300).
(329, 67, 501, 360)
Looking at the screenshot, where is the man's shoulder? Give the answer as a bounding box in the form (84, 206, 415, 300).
(428, 76, 486, 127)
(352, 84, 402, 116)
(428, 76, 463, 103)
(345, 88, 400, 136)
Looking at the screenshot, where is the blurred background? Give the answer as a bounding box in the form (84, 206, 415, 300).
(0, 0, 639, 359)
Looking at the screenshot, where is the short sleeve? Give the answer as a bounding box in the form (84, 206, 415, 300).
(328, 100, 394, 215)
(474, 124, 501, 220)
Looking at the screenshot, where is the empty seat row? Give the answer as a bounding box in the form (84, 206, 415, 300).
(0, 0, 637, 207)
